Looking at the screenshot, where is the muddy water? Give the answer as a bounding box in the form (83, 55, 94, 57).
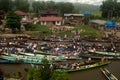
(68, 60, 120, 80)
(0, 60, 120, 80)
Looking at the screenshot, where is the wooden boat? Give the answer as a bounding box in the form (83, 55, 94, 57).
(56, 61, 110, 73)
(100, 68, 118, 80)
(0, 55, 42, 64)
(89, 51, 120, 56)
(80, 54, 120, 60)
(0, 52, 65, 64)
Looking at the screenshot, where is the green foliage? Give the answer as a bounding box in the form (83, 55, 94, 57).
(33, 69, 41, 80)
(5, 11, 21, 33)
(27, 67, 41, 80)
(27, 58, 69, 80)
(0, 0, 29, 12)
(100, 0, 120, 19)
(24, 23, 34, 31)
(83, 16, 90, 25)
(30, 24, 104, 38)
(50, 71, 68, 80)
(32, 1, 74, 15)
(74, 25, 104, 38)
(40, 58, 52, 80)
(0, 0, 13, 12)
(27, 68, 35, 80)
(32, 24, 50, 31)
(56, 2, 74, 16)
(14, 0, 29, 12)
(31, 24, 51, 36)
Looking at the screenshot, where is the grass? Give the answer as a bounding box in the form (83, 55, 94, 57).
(30, 24, 105, 38)
(73, 25, 104, 38)
(57, 25, 105, 38)
(32, 24, 51, 31)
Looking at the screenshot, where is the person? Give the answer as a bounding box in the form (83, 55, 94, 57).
(88, 57, 91, 62)
(101, 56, 105, 63)
(0, 69, 3, 80)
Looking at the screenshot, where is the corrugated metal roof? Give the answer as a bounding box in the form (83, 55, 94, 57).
(64, 14, 84, 17)
(90, 19, 106, 25)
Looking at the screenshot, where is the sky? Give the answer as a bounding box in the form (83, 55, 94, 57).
(37, 0, 105, 5)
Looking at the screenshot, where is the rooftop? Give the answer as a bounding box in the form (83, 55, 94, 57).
(39, 16, 62, 21)
(15, 10, 28, 16)
(64, 14, 84, 17)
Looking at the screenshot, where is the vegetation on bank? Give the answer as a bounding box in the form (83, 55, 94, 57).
(29, 24, 105, 38)
(27, 58, 68, 80)
(74, 25, 105, 38)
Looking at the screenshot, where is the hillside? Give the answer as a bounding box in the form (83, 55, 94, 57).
(73, 3, 100, 13)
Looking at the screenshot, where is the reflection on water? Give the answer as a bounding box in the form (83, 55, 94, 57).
(0, 60, 120, 80)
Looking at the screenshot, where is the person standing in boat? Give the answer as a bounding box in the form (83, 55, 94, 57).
(88, 57, 92, 63)
(101, 56, 105, 63)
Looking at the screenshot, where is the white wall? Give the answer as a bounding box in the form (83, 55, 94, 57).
(56, 21, 61, 26)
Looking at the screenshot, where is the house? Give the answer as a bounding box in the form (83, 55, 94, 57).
(39, 10, 63, 26)
(15, 10, 33, 23)
(64, 14, 84, 26)
(15, 10, 34, 31)
(89, 19, 107, 30)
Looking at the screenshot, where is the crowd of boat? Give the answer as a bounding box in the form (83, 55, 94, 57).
(0, 35, 120, 80)
(0, 35, 120, 62)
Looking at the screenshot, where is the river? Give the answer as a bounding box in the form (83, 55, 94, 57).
(68, 60, 120, 80)
(0, 60, 120, 80)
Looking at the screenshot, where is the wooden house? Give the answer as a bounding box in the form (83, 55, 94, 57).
(64, 14, 84, 26)
(39, 10, 63, 26)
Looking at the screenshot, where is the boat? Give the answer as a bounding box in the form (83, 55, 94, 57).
(56, 61, 110, 73)
(0, 52, 65, 64)
(100, 68, 118, 80)
(89, 51, 120, 56)
(80, 54, 120, 60)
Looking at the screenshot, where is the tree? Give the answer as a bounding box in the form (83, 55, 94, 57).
(32, 1, 46, 14)
(14, 0, 29, 12)
(40, 58, 52, 80)
(5, 11, 21, 33)
(100, 0, 119, 19)
(27, 67, 41, 80)
(0, 0, 13, 12)
(27, 58, 52, 80)
(56, 2, 74, 16)
(50, 71, 68, 80)
(27, 58, 69, 80)
(32, 1, 74, 16)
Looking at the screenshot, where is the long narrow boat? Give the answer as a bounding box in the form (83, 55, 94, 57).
(89, 51, 120, 56)
(0, 53, 65, 64)
(80, 54, 120, 60)
(56, 61, 110, 73)
(100, 68, 118, 80)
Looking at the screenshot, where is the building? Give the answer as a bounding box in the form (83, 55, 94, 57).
(15, 10, 33, 23)
(39, 10, 63, 26)
(15, 10, 34, 31)
(64, 14, 84, 26)
(89, 19, 106, 30)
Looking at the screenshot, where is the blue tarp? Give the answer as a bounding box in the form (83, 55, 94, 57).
(81, 11, 91, 15)
(105, 21, 116, 27)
